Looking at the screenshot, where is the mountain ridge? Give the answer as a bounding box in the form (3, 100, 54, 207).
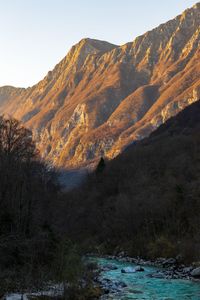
(0, 2, 200, 169)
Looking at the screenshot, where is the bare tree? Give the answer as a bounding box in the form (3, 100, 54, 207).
(0, 116, 38, 162)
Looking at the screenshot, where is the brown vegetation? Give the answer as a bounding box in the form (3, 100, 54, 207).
(0, 117, 99, 299)
(57, 100, 200, 263)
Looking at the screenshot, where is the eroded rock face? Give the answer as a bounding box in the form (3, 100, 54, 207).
(0, 3, 200, 169)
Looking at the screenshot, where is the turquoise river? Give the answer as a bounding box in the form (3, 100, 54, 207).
(94, 257, 200, 300)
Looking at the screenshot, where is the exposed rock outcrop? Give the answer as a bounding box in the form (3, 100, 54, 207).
(0, 3, 200, 169)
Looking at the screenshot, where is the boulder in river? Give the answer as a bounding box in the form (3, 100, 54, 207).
(121, 267, 136, 273)
(121, 266, 145, 273)
(191, 267, 200, 278)
(162, 258, 176, 267)
(100, 278, 127, 293)
(156, 272, 167, 279)
(135, 266, 144, 272)
(183, 266, 193, 274)
(101, 264, 118, 271)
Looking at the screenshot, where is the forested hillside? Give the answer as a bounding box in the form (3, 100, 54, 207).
(0, 117, 100, 299)
(60, 100, 200, 262)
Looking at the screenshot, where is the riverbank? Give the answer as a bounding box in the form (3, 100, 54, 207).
(92, 253, 200, 282)
(3, 260, 102, 300)
(4, 281, 102, 300)
(4, 254, 200, 300)
(93, 256, 200, 299)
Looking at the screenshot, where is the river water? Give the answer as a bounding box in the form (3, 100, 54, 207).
(95, 257, 200, 300)
(6, 257, 200, 299)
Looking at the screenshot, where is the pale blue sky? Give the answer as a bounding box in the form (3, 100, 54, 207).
(0, 0, 198, 88)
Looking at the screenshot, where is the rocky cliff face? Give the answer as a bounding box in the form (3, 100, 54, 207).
(0, 3, 200, 169)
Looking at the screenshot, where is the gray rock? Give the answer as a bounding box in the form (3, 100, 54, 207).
(162, 258, 176, 266)
(191, 267, 200, 277)
(147, 270, 166, 279)
(183, 266, 193, 274)
(142, 260, 152, 266)
(121, 266, 144, 273)
(101, 264, 118, 271)
(118, 251, 126, 258)
(135, 266, 145, 272)
(121, 267, 136, 273)
(116, 281, 127, 288)
(152, 272, 166, 279)
(156, 258, 166, 264)
(100, 278, 127, 294)
(131, 258, 138, 264)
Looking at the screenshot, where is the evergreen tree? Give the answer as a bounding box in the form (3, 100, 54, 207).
(96, 157, 105, 174)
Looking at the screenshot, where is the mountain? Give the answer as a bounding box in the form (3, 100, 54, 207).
(64, 100, 200, 260)
(0, 3, 200, 170)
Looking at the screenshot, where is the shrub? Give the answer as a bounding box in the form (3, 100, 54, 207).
(148, 236, 177, 259)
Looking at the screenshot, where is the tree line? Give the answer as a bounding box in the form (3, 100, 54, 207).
(58, 100, 200, 263)
(1, 100, 200, 297)
(0, 116, 100, 299)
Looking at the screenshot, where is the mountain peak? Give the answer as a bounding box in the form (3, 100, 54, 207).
(193, 2, 200, 9)
(183, 1, 200, 17)
(73, 37, 117, 54)
(0, 4, 199, 169)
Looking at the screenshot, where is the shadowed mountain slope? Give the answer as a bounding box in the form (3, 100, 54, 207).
(65, 100, 200, 259)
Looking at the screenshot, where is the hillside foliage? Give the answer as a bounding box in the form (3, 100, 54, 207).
(58, 100, 200, 262)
